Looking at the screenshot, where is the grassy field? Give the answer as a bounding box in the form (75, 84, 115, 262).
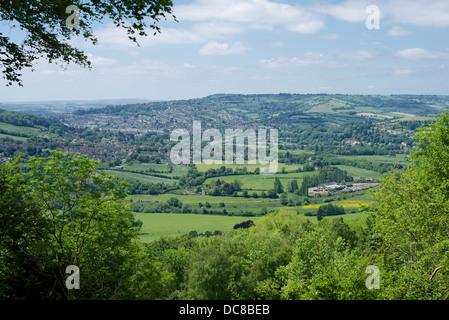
(130, 193, 281, 215)
(104, 170, 177, 184)
(135, 213, 262, 242)
(126, 160, 379, 242)
(334, 165, 385, 180)
(203, 171, 318, 191)
(121, 162, 189, 177)
(135, 209, 370, 242)
(333, 154, 411, 166)
(131, 190, 374, 242)
(0, 121, 51, 138)
(130, 193, 278, 204)
(0, 132, 28, 141)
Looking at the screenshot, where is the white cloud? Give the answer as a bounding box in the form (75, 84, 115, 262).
(93, 24, 205, 48)
(320, 33, 340, 41)
(388, 26, 410, 36)
(270, 41, 285, 48)
(259, 50, 374, 69)
(199, 41, 250, 55)
(313, 0, 372, 23)
(182, 62, 196, 69)
(386, 0, 449, 27)
(72, 0, 449, 51)
(313, 0, 449, 28)
(259, 52, 343, 69)
(339, 51, 373, 61)
(175, 0, 325, 34)
(396, 48, 449, 59)
(190, 21, 246, 39)
(86, 53, 117, 66)
(393, 66, 414, 75)
(87, 0, 449, 52)
(287, 20, 324, 34)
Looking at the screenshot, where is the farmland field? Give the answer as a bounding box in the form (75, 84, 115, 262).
(104, 169, 177, 184)
(0, 121, 52, 138)
(203, 170, 318, 190)
(0, 132, 28, 141)
(130, 193, 278, 204)
(333, 165, 385, 180)
(135, 213, 262, 242)
(333, 154, 410, 166)
(300, 193, 374, 210)
(135, 208, 370, 242)
(132, 191, 375, 242)
(121, 162, 190, 177)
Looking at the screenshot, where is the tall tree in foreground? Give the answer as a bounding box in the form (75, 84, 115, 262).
(373, 111, 449, 299)
(0, 157, 44, 298)
(0, 0, 175, 86)
(1, 151, 171, 299)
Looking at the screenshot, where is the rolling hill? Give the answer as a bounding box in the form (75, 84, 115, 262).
(62, 94, 449, 132)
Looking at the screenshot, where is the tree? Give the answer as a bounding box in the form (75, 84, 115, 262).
(278, 227, 373, 300)
(0, 157, 44, 298)
(211, 187, 221, 196)
(280, 193, 288, 205)
(372, 112, 449, 298)
(167, 197, 182, 208)
(230, 180, 242, 192)
(317, 205, 324, 221)
(273, 177, 284, 194)
(0, 156, 40, 250)
(1, 0, 175, 86)
(7, 151, 166, 299)
(267, 189, 278, 199)
(289, 179, 299, 193)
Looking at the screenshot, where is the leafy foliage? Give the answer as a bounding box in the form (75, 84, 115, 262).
(372, 111, 449, 299)
(0, 151, 171, 299)
(0, 0, 175, 86)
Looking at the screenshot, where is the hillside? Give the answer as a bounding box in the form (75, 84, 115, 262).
(63, 94, 449, 132)
(2, 94, 448, 165)
(0, 108, 72, 141)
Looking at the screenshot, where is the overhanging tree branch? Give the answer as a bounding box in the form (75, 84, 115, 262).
(0, 0, 176, 86)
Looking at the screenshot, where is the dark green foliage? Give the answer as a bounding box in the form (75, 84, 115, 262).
(0, 152, 172, 299)
(317, 203, 345, 218)
(273, 177, 284, 194)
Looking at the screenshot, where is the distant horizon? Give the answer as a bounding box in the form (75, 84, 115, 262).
(2, 92, 449, 105)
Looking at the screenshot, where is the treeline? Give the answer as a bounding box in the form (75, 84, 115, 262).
(329, 158, 405, 174)
(178, 165, 258, 188)
(121, 179, 174, 195)
(131, 199, 232, 216)
(282, 120, 414, 156)
(302, 167, 351, 188)
(317, 203, 345, 221)
(131, 197, 259, 216)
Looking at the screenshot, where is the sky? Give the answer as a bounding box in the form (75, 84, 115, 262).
(1, 0, 449, 102)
